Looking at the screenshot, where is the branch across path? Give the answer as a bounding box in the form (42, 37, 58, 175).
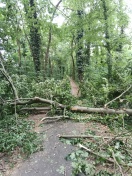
(7, 97, 132, 115)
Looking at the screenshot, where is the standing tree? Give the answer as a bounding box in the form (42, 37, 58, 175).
(23, 0, 41, 75)
(76, 10, 84, 81)
(101, 0, 112, 82)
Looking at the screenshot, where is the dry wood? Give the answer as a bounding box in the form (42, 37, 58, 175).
(41, 116, 69, 121)
(71, 106, 132, 115)
(10, 97, 65, 109)
(69, 77, 81, 97)
(3, 97, 132, 115)
(21, 107, 51, 111)
(59, 135, 117, 139)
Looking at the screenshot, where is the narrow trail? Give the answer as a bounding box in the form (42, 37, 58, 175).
(4, 78, 111, 176)
(3, 77, 83, 176)
(9, 114, 86, 176)
(69, 78, 81, 97)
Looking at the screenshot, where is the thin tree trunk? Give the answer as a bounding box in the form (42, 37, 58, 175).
(71, 36, 76, 80)
(44, 0, 62, 77)
(17, 39, 22, 68)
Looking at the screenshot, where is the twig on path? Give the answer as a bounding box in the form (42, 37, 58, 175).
(41, 116, 69, 122)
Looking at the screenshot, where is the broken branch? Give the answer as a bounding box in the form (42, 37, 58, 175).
(0, 52, 19, 100)
(59, 135, 123, 139)
(78, 144, 131, 167)
(104, 85, 132, 108)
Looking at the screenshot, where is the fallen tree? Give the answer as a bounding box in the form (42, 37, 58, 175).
(70, 106, 132, 115)
(0, 52, 132, 116)
(4, 97, 132, 115)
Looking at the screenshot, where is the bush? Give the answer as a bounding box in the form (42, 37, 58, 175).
(0, 115, 41, 156)
(31, 78, 76, 105)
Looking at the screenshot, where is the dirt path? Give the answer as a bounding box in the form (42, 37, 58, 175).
(3, 79, 114, 176)
(69, 78, 81, 97)
(9, 114, 86, 176)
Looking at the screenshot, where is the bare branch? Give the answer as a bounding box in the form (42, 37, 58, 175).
(0, 52, 19, 100)
(104, 85, 132, 108)
(59, 135, 125, 139)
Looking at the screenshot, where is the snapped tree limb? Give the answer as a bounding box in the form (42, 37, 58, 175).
(0, 52, 19, 100)
(59, 135, 117, 139)
(4, 97, 132, 115)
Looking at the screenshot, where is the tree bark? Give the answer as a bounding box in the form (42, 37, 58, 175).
(28, 0, 41, 75)
(101, 0, 112, 82)
(76, 10, 84, 81)
(6, 97, 132, 115)
(71, 106, 132, 115)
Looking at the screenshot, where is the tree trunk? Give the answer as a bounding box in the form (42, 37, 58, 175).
(76, 10, 84, 81)
(71, 106, 132, 115)
(101, 0, 112, 82)
(85, 42, 91, 65)
(29, 0, 41, 75)
(17, 39, 22, 68)
(6, 97, 132, 115)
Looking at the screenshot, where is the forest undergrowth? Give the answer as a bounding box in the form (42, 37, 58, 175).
(0, 78, 131, 175)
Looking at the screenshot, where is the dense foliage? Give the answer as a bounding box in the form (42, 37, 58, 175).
(0, 115, 41, 155)
(0, 0, 131, 174)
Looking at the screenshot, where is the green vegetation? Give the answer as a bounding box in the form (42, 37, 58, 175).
(0, 115, 41, 156)
(61, 115, 132, 175)
(0, 0, 131, 175)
